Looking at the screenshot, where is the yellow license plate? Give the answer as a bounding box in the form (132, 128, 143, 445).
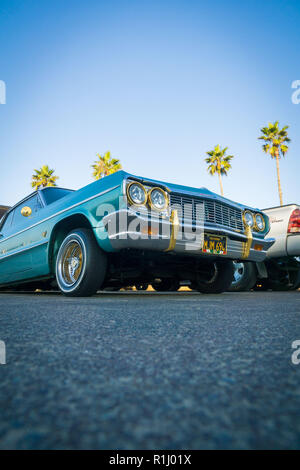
(202, 234, 227, 255)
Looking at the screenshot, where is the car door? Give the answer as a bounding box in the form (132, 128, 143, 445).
(0, 193, 45, 285)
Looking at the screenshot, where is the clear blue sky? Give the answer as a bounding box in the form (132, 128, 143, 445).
(0, 0, 299, 208)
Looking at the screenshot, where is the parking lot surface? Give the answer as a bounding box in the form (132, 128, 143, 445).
(0, 290, 300, 449)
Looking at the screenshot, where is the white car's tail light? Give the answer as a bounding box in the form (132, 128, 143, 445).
(288, 209, 300, 233)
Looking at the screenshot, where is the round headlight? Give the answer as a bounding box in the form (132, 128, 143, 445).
(244, 211, 254, 228)
(149, 188, 168, 210)
(255, 213, 265, 231)
(127, 182, 147, 205)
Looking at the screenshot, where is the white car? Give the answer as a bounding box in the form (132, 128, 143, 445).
(230, 204, 300, 291)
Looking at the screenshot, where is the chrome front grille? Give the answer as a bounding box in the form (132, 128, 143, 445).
(170, 193, 244, 231)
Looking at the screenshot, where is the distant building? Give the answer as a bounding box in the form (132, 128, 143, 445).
(0, 205, 10, 219)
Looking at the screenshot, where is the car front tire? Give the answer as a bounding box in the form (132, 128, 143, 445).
(228, 261, 257, 292)
(195, 260, 234, 294)
(55, 228, 107, 297)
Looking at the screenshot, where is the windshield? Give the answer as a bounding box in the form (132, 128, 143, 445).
(41, 188, 73, 205)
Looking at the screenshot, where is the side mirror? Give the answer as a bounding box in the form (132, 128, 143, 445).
(21, 206, 32, 217)
(0, 233, 3, 239)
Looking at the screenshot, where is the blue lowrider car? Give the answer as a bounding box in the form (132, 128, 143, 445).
(0, 171, 274, 296)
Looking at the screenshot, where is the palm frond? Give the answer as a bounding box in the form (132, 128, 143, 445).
(258, 121, 290, 159)
(204, 145, 234, 178)
(31, 165, 59, 190)
(91, 151, 122, 180)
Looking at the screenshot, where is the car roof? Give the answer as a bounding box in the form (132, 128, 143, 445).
(39, 186, 74, 193)
(263, 203, 300, 211)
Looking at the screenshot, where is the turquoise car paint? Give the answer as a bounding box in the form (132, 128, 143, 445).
(0, 172, 125, 285)
(0, 170, 274, 287)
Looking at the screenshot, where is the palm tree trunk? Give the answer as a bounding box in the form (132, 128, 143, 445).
(218, 172, 224, 196)
(275, 154, 283, 206)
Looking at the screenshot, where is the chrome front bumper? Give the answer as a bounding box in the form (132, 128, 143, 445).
(99, 208, 275, 262)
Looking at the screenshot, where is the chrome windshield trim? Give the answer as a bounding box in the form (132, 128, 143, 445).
(38, 190, 47, 208)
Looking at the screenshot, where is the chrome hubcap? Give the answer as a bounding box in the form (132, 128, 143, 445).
(60, 240, 83, 286)
(232, 262, 245, 285)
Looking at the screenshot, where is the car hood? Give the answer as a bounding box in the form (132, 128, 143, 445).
(122, 171, 261, 212)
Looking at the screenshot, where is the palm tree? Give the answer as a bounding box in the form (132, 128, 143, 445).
(91, 151, 122, 180)
(31, 165, 59, 190)
(258, 121, 290, 206)
(205, 145, 234, 196)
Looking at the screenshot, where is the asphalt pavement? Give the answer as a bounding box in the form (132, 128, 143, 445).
(0, 290, 300, 450)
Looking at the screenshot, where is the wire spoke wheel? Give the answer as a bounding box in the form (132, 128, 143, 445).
(55, 229, 107, 297)
(57, 237, 85, 290)
(61, 241, 83, 286)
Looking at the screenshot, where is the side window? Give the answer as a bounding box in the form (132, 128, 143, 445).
(0, 210, 15, 236)
(13, 195, 43, 228)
